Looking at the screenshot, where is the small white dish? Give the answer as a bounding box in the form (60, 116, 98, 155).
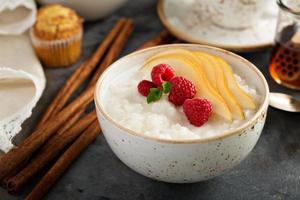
(94, 44, 269, 183)
(158, 0, 278, 52)
(37, 0, 127, 21)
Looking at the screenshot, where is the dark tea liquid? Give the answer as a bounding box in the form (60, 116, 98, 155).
(269, 25, 300, 90)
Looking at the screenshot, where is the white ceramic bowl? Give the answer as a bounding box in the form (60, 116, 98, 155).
(37, 0, 127, 21)
(94, 44, 269, 183)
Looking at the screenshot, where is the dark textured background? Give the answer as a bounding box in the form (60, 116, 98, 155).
(1, 0, 300, 199)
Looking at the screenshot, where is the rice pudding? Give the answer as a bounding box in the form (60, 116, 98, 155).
(102, 48, 261, 141)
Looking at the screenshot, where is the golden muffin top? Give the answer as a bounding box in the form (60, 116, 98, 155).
(33, 4, 82, 40)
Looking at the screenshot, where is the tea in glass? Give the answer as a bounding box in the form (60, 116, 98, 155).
(269, 0, 300, 90)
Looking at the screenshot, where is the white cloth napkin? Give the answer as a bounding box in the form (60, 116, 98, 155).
(0, 0, 36, 35)
(0, 0, 46, 152)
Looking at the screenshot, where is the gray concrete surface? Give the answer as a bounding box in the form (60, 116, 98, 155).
(1, 0, 300, 199)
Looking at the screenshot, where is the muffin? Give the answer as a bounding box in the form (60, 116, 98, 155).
(30, 4, 83, 68)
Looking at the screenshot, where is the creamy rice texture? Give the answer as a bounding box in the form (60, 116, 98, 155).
(103, 68, 261, 141)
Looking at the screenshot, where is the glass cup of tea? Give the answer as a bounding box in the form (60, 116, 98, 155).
(269, 0, 300, 90)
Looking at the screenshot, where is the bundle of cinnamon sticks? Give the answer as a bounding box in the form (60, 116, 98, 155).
(0, 17, 175, 200)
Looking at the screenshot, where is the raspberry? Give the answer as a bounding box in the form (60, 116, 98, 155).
(168, 76, 196, 106)
(183, 98, 213, 127)
(137, 80, 156, 96)
(151, 64, 175, 86)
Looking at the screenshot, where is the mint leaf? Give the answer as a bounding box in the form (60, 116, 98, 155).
(147, 88, 162, 104)
(162, 82, 172, 94)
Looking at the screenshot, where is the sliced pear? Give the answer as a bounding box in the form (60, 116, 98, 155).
(145, 48, 217, 89)
(215, 56, 256, 110)
(194, 52, 245, 120)
(191, 52, 217, 90)
(145, 48, 195, 63)
(142, 54, 232, 121)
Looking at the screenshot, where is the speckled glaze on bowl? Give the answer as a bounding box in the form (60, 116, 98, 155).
(94, 44, 269, 183)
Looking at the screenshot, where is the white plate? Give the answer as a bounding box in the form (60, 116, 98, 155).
(158, 0, 278, 52)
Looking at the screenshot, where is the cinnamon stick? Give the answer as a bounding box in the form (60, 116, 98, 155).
(0, 86, 94, 181)
(35, 18, 127, 129)
(89, 19, 134, 85)
(56, 109, 83, 134)
(56, 19, 134, 135)
(25, 121, 101, 200)
(1, 160, 27, 191)
(138, 30, 175, 50)
(6, 111, 97, 193)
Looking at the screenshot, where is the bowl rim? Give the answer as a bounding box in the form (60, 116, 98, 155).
(94, 44, 269, 144)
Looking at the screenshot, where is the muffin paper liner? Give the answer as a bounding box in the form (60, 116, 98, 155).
(30, 28, 82, 67)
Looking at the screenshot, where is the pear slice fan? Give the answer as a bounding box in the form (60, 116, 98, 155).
(141, 48, 256, 122)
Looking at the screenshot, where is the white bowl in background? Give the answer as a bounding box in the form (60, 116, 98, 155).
(37, 0, 127, 21)
(94, 44, 269, 183)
